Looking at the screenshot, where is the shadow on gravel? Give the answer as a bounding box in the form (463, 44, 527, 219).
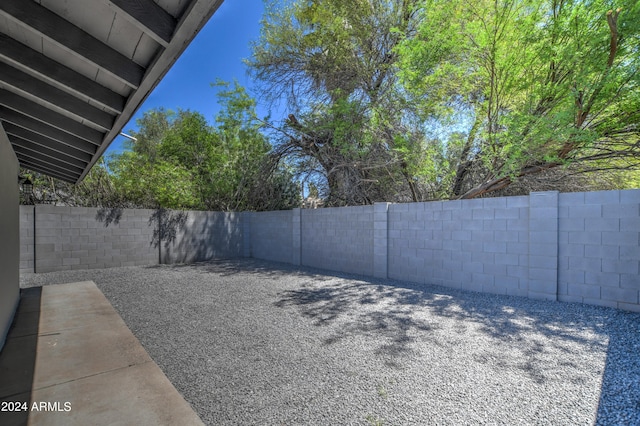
(262, 261, 639, 421)
(150, 258, 341, 283)
(274, 281, 440, 365)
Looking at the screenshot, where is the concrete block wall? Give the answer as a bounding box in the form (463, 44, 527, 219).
(373, 203, 390, 279)
(32, 205, 157, 272)
(21, 207, 245, 272)
(248, 210, 295, 264)
(292, 209, 301, 266)
(164, 211, 243, 264)
(19, 206, 35, 274)
(387, 196, 531, 298)
(528, 192, 558, 301)
(558, 190, 640, 312)
(301, 205, 374, 276)
(19, 189, 640, 312)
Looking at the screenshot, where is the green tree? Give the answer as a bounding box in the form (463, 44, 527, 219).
(20, 82, 300, 210)
(249, 0, 425, 205)
(109, 81, 300, 210)
(109, 150, 200, 209)
(106, 108, 204, 209)
(398, 0, 640, 198)
(19, 159, 124, 207)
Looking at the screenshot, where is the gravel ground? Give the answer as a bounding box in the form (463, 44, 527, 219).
(21, 259, 640, 425)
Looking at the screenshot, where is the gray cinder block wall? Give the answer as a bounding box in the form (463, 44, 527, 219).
(249, 210, 295, 264)
(19, 206, 35, 273)
(385, 190, 638, 311)
(19, 206, 244, 273)
(301, 205, 374, 276)
(163, 211, 243, 264)
(558, 190, 640, 310)
(30, 206, 157, 273)
(387, 196, 532, 298)
(528, 192, 559, 300)
(19, 189, 640, 312)
(293, 191, 637, 311)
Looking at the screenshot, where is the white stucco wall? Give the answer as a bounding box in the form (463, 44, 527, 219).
(0, 124, 20, 351)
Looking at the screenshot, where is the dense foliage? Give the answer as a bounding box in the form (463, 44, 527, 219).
(249, 0, 424, 205)
(249, 0, 639, 204)
(21, 82, 300, 210)
(398, 0, 640, 198)
(21, 0, 639, 208)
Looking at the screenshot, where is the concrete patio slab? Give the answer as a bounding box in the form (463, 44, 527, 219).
(0, 281, 204, 426)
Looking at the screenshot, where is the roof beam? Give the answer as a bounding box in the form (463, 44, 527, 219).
(82, 0, 225, 182)
(0, 0, 145, 88)
(3, 122, 93, 163)
(0, 62, 116, 130)
(18, 160, 79, 183)
(12, 143, 85, 174)
(9, 134, 88, 169)
(0, 107, 98, 155)
(0, 34, 126, 114)
(16, 155, 82, 182)
(0, 89, 105, 145)
(107, 0, 177, 47)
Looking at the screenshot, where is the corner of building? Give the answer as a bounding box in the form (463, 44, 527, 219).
(0, 123, 21, 352)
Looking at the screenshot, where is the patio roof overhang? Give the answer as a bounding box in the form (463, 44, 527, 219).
(0, 0, 223, 183)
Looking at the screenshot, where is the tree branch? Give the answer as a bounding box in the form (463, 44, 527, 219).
(606, 8, 620, 68)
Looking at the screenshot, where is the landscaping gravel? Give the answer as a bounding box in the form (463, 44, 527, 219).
(21, 259, 640, 425)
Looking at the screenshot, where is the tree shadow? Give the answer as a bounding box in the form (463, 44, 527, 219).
(155, 211, 245, 265)
(146, 259, 346, 284)
(95, 207, 123, 227)
(274, 278, 448, 368)
(268, 262, 639, 403)
(148, 208, 188, 250)
(95, 206, 190, 251)
(195, 259, 340, 280)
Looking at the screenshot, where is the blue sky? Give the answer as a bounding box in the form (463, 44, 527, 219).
(106, 0, 268, 155)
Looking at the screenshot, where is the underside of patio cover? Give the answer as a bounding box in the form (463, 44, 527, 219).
(0, 0, 223, 183)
